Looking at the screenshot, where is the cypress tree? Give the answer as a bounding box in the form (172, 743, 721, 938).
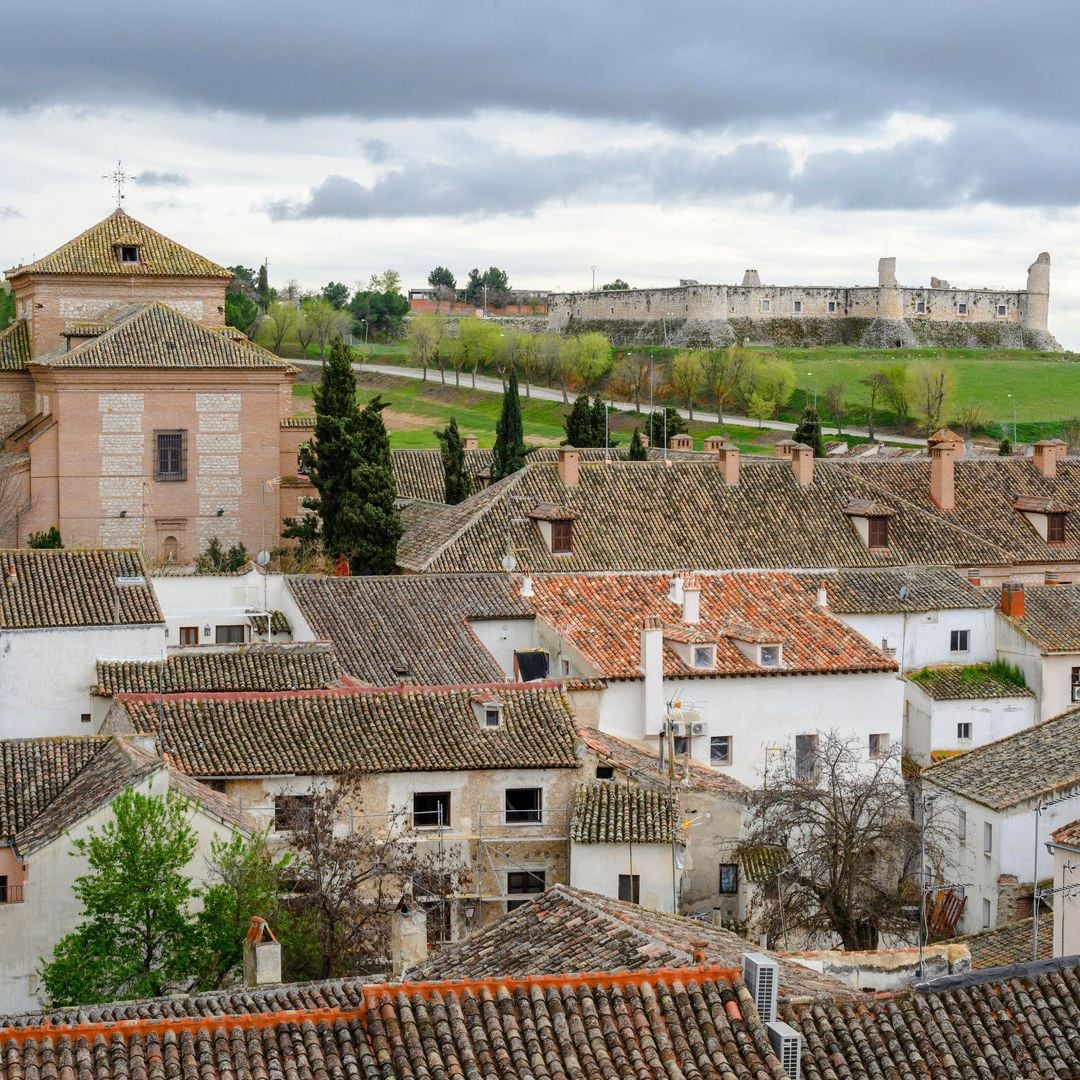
(289, 341, 363, 562)
(352, 394, 402, 574)
(436, 417, 472, 505)
(492, 369, 526, 480)
(628, 427, 647, 460)
(590, 395, 607, 446)
(793, 406, 826, 457)
(563, 394, 593, 446)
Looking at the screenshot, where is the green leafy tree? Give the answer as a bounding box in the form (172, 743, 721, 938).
(27, 526, 63, 548)
(41, 790, 203, 1005)
(322, 282, 351, 309)
(794, 407, 826, 457)
(481, 267, 511, 308)
(407, 313, 445, 380)
(464, 268, 485, 306)
(458, 317, 501, 388)
(646, 407, 687, 448)
(628, 427, 647, 460)
(225, 292, 260, 337)
(574, 332, 614, 386)
(879, 365, 911, 429)
(602, 278, 630, 290)
(747, 393, 775, 428)
(427, 266, 457, 291)
(264, 300, 299, 355)
(492, 369, 526, 481)
(349, 290, 410, 341)
(436, 417, 472, 505)
(0, 287, 15, 331)
(227, 265, 256, 292)
(590, 395, 617, 447)
(563, 394, 594, 446)
(194, 537, 249, 573)
(367, 270, 402, 295)
(352, 395, 403, 574)
(670, 350, 705, 420)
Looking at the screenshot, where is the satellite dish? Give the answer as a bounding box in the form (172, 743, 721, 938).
(256, 551, 271, 567)
(501, 552, 518, 573)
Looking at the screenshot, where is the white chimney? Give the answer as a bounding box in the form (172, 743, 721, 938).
(667, 573, 685, 604)
(243, 917, 282, 987)
(390, 896, 428, 977)
(640, 615, 665, 736)
(682, 574, 701, 624)
(816, 581, 829, 609)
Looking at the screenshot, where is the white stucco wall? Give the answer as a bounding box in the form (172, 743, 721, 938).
(1051, 842, 1080, 958)
(840, 608, 995, 673)
(468, 619, 539, 679)
(569, 841, 680, 912)
(0, 769, 241, 1013)
(0, 623, 165, 738)
(995, 616, 1080, 721)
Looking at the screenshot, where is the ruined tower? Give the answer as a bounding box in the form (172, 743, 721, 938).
(1023, 252, 1050, 334)
(877, 257, 902, 319)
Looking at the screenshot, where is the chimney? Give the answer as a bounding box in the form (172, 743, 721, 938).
(691, 940, 708, 964)
(667, 572, 685, 604)
(775, 439, 797, 459)
(462, 434, 479, 451)
(702, 435, 727, 453)
(718, 445, 740, 486)
(816, 581, 829, 609)
(1033, 439, 1066, 479)
(390, 895, 428, 977)
(1000, 582, 1026, 619)
(682, 574, 701, 624)
(243, 917, 282, 986)
(669, 433, 693, 451)
(930, 443, 956, 511)
(557, 447, 580, 486)
(640, 615, 665, 737)
(790, 442, 814, 486)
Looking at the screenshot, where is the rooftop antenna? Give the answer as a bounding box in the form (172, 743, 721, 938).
(103, 160, 137, 209)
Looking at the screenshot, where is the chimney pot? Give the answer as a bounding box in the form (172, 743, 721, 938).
(790, 443, 814, 486)
(669, 433, 693, 451)
(1000, 582, 1026, 619)
(718, 445, 740, 486)
(390, 895, 428, 977)
(691, 940, 708, 964)
(557, 447, 580, 486)
(1033, 439, 1066, 479)
(243, 916, 282, 986)
(930, 443, 956, 512)
(682, 574, 701, 624)
(462, 434, 479, 451)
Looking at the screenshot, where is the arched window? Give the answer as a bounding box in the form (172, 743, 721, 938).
(162, 535, 179, 563)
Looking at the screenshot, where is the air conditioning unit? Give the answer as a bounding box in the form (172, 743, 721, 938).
(669, 721, 688, 737)
(766, 1021, 802, 1080)
(1072, 685, 1080, 703)
(689, 721, 708, 737)
(742, 952, 778, 1022)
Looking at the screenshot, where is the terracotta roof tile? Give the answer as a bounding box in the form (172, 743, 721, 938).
(907, 664, 1035, 700)
(5, 209, 232, 279)
(805, 566, 993, 613)
(527, 572, 896, 679)
(286, 574, 531, 685)
(998, 584, 1080, 651)
(1051, 816, 1080, 846)
(0, 318, 30, 370)
(571, 781, 680, 844)
(0, 548, 161, 628)
(950, 917, 1052, 968)
(113, 684, 579, 776)
(95, 643, 342, 696)
(924, 706, 1080, 808)
(32, 302, 295, 370)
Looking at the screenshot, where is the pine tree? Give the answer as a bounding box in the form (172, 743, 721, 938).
(436, 417, 472, 505)
(563, 394, 594, 446)
(628, 427, 647, 460)
(288, 341, 364, 562)
(646, 407, 687, 448)
(793, 406, 826, 457)
(352, 395, 403, 574)
(492, 369, 526, 481)
(590, 395, 607, 446)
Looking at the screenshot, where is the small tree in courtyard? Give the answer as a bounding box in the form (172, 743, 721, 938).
(27, 526, 63, 548)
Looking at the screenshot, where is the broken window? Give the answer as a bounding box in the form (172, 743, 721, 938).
(869, 733, 890, 758)
(413, 791, 451, 828)
(795, 734, 819, 781)
(710, 735, 732, 765)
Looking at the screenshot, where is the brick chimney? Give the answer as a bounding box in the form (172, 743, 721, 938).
(243, 917, 282, 986)
(930, 443, 957, 511)
(790, 442, 814, 486)
(682, 573, 701, 624)
(718, 445, 740, 486)
(462, 434, 479, 451)
(390, 894, 428, 977)
(703, 435, 728, 453)
(691, 940, 709, 964)
(557, 447, 580, 486)
(775, 439, 797, 459)
(1033, 438, 1067, 479)
(669, 433, 693, 451)
(1000, 582, 1025, 619)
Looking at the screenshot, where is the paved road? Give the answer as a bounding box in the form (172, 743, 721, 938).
(292, 357, 926, 446)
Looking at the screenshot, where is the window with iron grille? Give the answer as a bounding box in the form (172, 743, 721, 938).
(795, 734, 819, 781)
(868, 516, 890, 549)
(155, 429, 187, 482)
(719, 863, 739, 894)
(551, 519, 573, 554)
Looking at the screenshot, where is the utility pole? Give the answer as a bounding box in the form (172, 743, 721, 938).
(917, 792, 940, 978)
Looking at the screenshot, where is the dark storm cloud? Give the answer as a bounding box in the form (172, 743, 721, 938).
(267, 121, 1080, 220)
(136, 170, 191, 188)
(2, 1, 1077, 132)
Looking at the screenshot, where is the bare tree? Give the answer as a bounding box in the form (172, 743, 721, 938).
(823, 381, 847, 435)
(305, 299, 347, 358)
(860, 371, 889, 441)
(1064, 417, 1080, 451)
(909, 359, 956, 437)
(264, 301, 299, 356)
(284, 776, 464, 980)
(954, 403, 985, 441)
(737, 732, 944, 951)
(0, 468, 30, 547)
(611, 352, 648, 413)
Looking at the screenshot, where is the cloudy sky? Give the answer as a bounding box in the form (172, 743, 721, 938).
(2, 1, 1078, 347)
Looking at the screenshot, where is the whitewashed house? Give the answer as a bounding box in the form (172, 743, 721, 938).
(1048, 817, 1080, 958)
(0, 549, 164, 738)
(0, 735, 251, 1013)
(922, 707, 1080, 935)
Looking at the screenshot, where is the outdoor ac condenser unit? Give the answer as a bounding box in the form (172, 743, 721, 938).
(766, 1021, 802, 1080)
(689, 721, 708, 737)
(742, 952, 778, 1022)
(668, 721, 688, 737)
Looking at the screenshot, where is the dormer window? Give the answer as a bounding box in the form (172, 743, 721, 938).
(759, 644, 782, 667)
(692, 645, 715, 670)
(484, 706, 501, 727)
(527, 504, 576, 555)
(471, 697, 503, 728)
(1048, 513, 1066, 544)
(120, 246, 139, 264)
(1014, 496, 1074, 543)
(868, 516, 890, 549)
(844, 499, 895, 550)
(552, 519, 573, 554)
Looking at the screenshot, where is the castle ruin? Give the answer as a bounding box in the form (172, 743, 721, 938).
(547, 254, 1059, 351)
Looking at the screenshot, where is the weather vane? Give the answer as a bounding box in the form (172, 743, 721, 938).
(103, 160, 137, 208)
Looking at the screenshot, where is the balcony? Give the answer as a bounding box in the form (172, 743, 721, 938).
(0, 883, 25, 904)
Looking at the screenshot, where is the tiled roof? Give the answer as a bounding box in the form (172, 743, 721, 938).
(408, 883, 852, 1000)
(0, 736, 251, 855)
(397, 458, 1012, 572)
(950, 917, 1052, 968)
(32, 302, 294, 369)
(0, 318, 30, 370)
(998, 584, 1080, 651)
(0, 548, 162, 629)
(578, 727, 748, 797)
(5, 209, 232, 279)
(280, 415, 316, 429)
(0, 967, 788, 1080)
(923, 706, 1080, 808)
(783, 959, 1080, 1080)
(113, 684, 579, 776)
(1051, 816, 1080, 847)
(286, 574, 531, 685)
(527, 572, 896, 679)
(248, 609, 291, 635)
(907, 664, 1035, 700)
(95, 643, 342, 696)
(570, 781, 680, 844)
(806, 566, 993, 613)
